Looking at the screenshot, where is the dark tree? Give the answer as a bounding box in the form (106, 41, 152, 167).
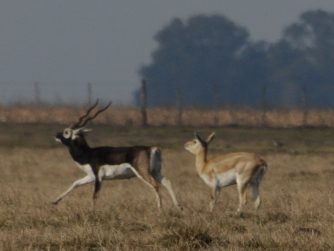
(273, 10, 334, 107)
(134, 10, 334, 109)
(135, 15, 263, 107)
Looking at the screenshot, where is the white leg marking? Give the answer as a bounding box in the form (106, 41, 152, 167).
(92, 169, 105, 203)
(52, 175, 95, 204)
(98, 168, 105, 182)
(161, 177, 181, 210)
(236, 175, 245, 213)
(254, 196, 261, 210)
(127, 166, 162, 209)
(251, 182, 261, 209)
(154, 189, 162, 209)
(236, 174, 250, 214)
(250, 166, 265, 210)
(127, 166, 153, 187)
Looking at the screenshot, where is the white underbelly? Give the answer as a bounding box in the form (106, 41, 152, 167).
(216, 170, 237, 188)
(200, 169, 237, 188)
(100, 163, 136, 180)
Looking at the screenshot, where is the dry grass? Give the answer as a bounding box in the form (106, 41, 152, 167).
(1, 105, 334, 127)
(0, 125, 334, 250)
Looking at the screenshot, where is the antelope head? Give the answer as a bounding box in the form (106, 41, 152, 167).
(184, 132, 215, 155)
(55, 100, 111, 146)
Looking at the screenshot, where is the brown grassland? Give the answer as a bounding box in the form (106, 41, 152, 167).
(0, 123, 334, 250)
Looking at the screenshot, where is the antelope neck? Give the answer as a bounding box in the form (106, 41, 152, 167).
(195, 149, 208, 173)
(68, 137, 91, 165)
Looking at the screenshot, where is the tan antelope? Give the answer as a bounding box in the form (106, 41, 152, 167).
(184, 132, 267, 213)
(53, 100, 181, 210)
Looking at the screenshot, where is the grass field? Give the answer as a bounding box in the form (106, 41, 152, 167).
(0, 124, 334, 250)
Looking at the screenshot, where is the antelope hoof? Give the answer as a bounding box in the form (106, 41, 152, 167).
(209, 203, 215, 212)
(235, 208, 243, 217)
(177, 204, 184, 211)
(51, 200, 60, 205)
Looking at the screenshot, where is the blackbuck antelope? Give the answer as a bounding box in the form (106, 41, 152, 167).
(184, 132, 267, 213)
(53, 100, 181, 210)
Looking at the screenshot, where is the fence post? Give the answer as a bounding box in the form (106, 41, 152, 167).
(213, 82, 220, 126)
(87, 82, 92, 106)
(140, 79, 148, 127)
(261, 85, 267, 127)
(301, 85, 308, 127)
(34, 82, 41, 105)
(176, 85, 183, 126)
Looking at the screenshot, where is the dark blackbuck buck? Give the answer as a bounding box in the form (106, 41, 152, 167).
(53, 100, 181, 210)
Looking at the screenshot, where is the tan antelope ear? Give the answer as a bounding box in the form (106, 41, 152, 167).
(206, 132, 216, 144)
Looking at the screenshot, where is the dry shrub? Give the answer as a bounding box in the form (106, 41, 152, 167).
(1, 105, 334, 127)
(159, 225, 213, 250)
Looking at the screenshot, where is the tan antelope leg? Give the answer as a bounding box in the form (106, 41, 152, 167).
(236, 175, 250, 213)
(209, 185, 220, 212)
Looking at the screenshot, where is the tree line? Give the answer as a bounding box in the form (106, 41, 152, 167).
(135, 9, 334, 108)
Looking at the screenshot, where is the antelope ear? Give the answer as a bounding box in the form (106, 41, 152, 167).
(81, 128, 93, 133)
(206, 132, 216, 144)
(73, 127, 92, 134)
(194, 131, 201, 140)
(194, 131, 206, 145)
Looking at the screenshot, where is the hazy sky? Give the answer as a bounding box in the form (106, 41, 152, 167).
(1, 0, 334, 104)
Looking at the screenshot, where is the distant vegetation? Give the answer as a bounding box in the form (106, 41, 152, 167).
(1, 105, 334, 127)
(135, 10, 334, 108)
